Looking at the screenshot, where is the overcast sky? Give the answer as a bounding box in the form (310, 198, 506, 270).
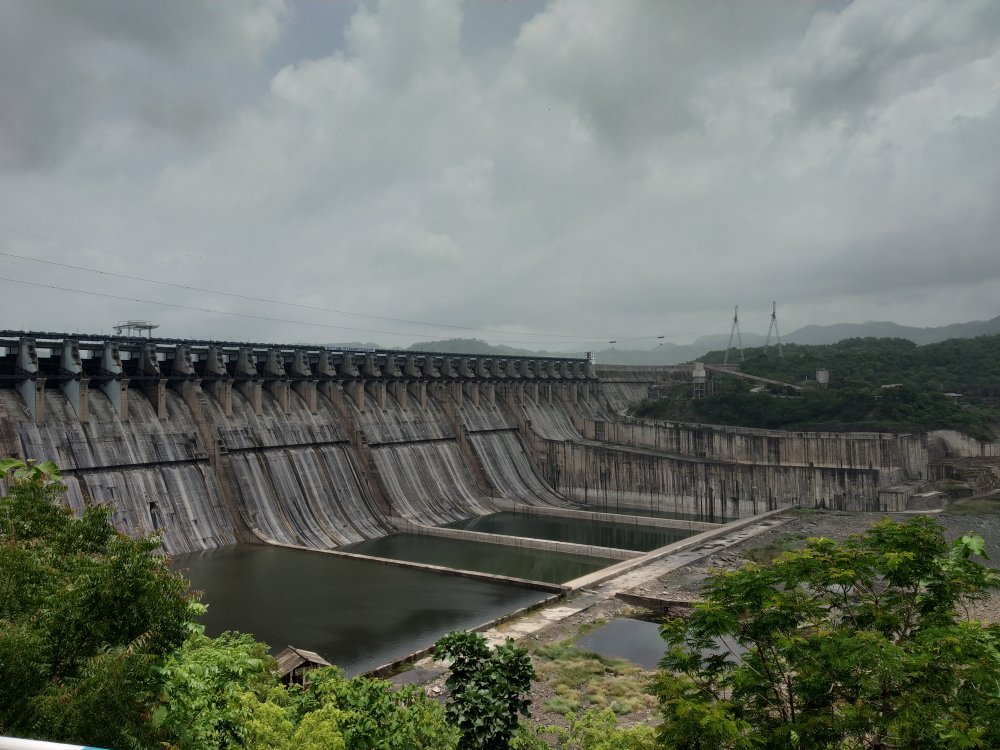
(1, 0, 998, 351)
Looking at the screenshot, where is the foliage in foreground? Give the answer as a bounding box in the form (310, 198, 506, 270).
(153, 633, 457, 750)
(0, 459, 458, 750)
(434, 629, 536, 750)
(1, 458, 621, 750)
(0, 458, 197, 748)
(653, 516, 1000, 749)
(512, 709, 657, 750)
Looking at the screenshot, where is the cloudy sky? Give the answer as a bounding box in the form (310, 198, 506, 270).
(1, 0, 998, 351)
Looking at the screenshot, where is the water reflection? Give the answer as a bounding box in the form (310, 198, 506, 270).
(444, 512, 696, 552)
(172, 544, 550, 675)
(342, 533, 609, 583)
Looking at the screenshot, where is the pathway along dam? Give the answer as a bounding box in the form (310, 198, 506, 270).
(0, 333, 945, 671)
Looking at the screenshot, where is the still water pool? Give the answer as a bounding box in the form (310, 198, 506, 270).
(444, 512, 696, 552)
(575, 618, 666, 670)
(341, 532, 610, 583)
(581, 504, 737, 524)
(172, 544, 551, 675)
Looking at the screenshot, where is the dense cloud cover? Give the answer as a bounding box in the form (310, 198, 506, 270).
(1, 0, 998, 349)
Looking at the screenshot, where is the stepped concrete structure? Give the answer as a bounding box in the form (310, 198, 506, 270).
(0, 332, 954, 554)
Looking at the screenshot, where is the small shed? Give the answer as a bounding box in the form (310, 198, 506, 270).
(275, 646, 332, 685)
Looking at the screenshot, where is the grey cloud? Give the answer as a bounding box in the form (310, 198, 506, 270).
(1, 0, 999, 348)
(778, 0, 1000, 127)
(512, 1, 829, 153)
(0, 0, 287, 170)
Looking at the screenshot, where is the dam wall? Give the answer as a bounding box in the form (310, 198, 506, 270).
(0, 334, 940, 552)
(580, 417, 928, 479)
(0, 333, 593, 552)
(594, 364, 691, 414)
(1, 388, 239, 554)
(929, 430, 1000, 459)
(536, 438, 894, 516)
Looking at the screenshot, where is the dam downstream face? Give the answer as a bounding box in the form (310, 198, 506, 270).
(172, 544, 551, 675)
(342, 533, 610, 584)
(445, 511, 697, 552)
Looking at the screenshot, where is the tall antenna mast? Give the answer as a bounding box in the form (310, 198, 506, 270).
(765, 301, 783, 357)
(724, 305, 744, 365)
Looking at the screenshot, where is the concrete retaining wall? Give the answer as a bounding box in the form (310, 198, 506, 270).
(582, 416, 928, 478)
(538, 439, 900, 515)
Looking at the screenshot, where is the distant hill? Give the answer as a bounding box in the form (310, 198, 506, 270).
(783, 316, 1000, 346)
(406, 338, 546, 357)
(398, 315, 1000, 365)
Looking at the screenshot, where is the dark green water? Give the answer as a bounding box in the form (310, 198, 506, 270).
(582, 504, 737, 524)
(443, 512, 696, 552)
(576, 617, 745, 670)
(341, 533, 610, 583)
(171, 544, 550, 675)
(575, 618, 665, 670)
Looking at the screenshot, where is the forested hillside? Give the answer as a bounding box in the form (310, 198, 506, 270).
(635, 336, 1000, 438)
(699, 335, 1000, 396)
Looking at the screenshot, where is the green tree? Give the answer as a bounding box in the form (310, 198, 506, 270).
(653, 516, 1000, 749)
(151, 629, 276, 750)
(434, 630, 536, 750)
(299, 667, 458, 750)
(0, 458, 198, 748)
(152, 635, 457, 750)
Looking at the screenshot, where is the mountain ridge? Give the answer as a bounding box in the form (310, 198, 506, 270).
(405, 315, 1000, 365)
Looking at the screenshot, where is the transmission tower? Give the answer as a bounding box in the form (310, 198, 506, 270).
(765, 301, 783, 356)
(723, 305, 744, 365)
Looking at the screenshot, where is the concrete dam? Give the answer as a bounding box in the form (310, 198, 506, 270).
(0, 333, 933, 556)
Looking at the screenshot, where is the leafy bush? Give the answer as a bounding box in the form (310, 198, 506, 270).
(0, 458, 197, 749)
(653, 517, 1000, 749)
(434, 630, 536, 750)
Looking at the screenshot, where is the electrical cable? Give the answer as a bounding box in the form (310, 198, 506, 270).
(0, 226, 727, 346)
(0, 246, 600, 340)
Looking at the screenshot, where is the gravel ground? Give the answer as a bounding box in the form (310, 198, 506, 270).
(643, 502, 1000, 621)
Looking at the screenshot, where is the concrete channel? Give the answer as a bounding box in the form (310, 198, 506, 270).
(373, 506, 794, 677)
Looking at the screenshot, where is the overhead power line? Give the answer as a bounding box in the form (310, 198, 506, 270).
(0, 249, 599, 340)
(0, 225, 727, 347)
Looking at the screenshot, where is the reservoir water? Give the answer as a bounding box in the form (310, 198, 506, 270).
(342, 533, 610, 584)
(172, 544, 552, 675)
(444, 512, 696, 552)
